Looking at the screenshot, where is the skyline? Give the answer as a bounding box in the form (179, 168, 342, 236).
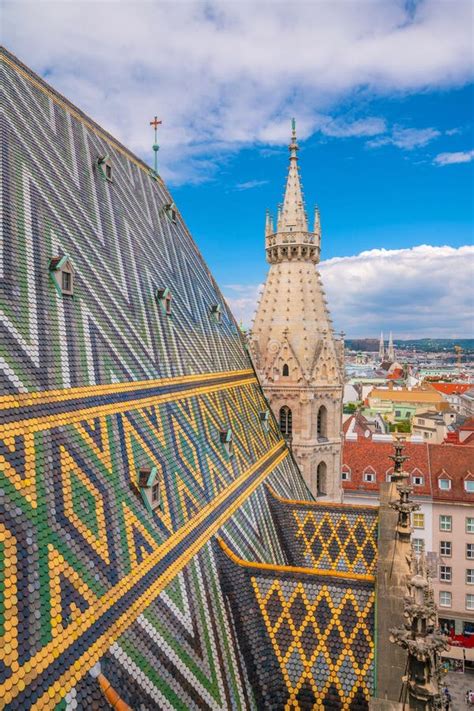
(4, 0, 473, 337)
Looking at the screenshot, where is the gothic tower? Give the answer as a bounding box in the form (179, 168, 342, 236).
(387, 331, 395, 362)
(250, 120, 344, 500)
(379, 331, 385, 361)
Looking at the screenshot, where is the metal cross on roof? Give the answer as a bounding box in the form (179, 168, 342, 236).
(150, 116, 162, 174)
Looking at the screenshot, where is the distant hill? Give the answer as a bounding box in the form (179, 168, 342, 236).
(346, 338, 474, 353)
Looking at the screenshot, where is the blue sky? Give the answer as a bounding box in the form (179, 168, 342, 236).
(4, 0, 474, 336)
(174, 83, 474, 284)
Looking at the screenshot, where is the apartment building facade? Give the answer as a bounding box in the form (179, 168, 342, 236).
(342, 437, 474, 636)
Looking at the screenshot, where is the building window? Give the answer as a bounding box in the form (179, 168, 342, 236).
(439, 566, 452, 583)
(467, 517, 474, 534)
(62, 270, 72, 293)
(466, 569, 474, 585)
(341, 466, 351, 482)
(282, 363, 289, 377)
(467, 543, 474, 559)
(439, 591, 452, 608)
(49, 256, 74, 297)
(465, 479, 474, 493)
(210, 304, 222, 323)
(418, 418, 425, 425)
(363, 467, 376, 483)
(412, 538, 424, 554)
(151, 481, 160, 504)
(155, 287, 172, 315)
(467, 594, 474, 611)
(413, 513, 425, 529)
(412, 474, 424, 486)
(438, 477, 451, 491)
(440, 541, 452, 557)
(395, 410, 401, 417)
(439, 515, 452, 532)
(316, 461, 327, 496)
(279, 406, 292, 437)
(317, 406, 327, 438)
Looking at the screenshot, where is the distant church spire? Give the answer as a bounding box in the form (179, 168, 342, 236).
(387, 331, 395, 361)
(279, 118, 308, 233)
(379, 332, 385, 361)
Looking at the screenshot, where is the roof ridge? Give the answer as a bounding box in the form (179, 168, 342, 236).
(1, 45, 162, 183)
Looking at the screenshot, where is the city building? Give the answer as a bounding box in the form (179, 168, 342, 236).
(411, 409, 464, 443)
(428, 382, 472, 412)
(250, 120, 344, 500)
(460, 387, 474, 417)
(342, 438, 474, 638)
(365, 386, 447, 422)
(445, 417, 474, 445)
(1, 47, 427, 711)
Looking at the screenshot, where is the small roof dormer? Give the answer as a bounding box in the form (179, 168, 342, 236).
(49, 255, 74, 297)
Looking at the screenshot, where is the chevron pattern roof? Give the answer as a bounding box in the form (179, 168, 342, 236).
(1, 47, 377, 710)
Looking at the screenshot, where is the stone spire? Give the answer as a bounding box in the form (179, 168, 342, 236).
(387, 331, 395, 362)
(279, 119, 308, 233)
(265, 120, 320, 266)
(378, 331, 385, 361)
(250, 120, 343, 500)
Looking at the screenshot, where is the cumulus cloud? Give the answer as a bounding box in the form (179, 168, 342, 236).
(224, 245, 474, 338)
(433, 149, 474, 165)
(3, 0, 473, 183)
(368, 125, 441, 150)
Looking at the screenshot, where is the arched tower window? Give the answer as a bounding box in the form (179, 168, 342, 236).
(282, 363, 289, 377)
(317, 405, 327, 439)
(279, 406, 292, 437)
(317, 461, 327, 496)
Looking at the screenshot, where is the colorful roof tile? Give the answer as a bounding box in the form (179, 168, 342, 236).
(0, 46, 380, 711)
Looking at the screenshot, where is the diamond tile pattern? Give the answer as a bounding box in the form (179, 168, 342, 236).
(269, 489, 379, 575)
(218, 543, 375, 710)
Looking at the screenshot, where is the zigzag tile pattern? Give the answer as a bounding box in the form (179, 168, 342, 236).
(268, 489, 379, 575)
(1, 48, 379, 710)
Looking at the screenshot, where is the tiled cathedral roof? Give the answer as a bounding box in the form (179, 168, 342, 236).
(1, 46, 377, 710)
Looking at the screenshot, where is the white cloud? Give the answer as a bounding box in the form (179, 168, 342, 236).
(234, 179, 269, 191)
(3, 0, 473, 183)
(433, 149, 474, 165)
(320, 117, 387, 138)
(368, 125, 441, 150)
(223, 283, 263, 325)
(224, 245, 474, 338)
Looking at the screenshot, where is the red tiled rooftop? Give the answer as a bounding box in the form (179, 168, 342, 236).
(430, 382, 472, 396)
(342, 438, 474, 503)
(342, 440, 431, 495)
(460, 417, 474, 432)
(428, 444, 474, 503)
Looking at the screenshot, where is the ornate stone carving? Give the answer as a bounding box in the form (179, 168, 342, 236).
(388, 442, 449, 710)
